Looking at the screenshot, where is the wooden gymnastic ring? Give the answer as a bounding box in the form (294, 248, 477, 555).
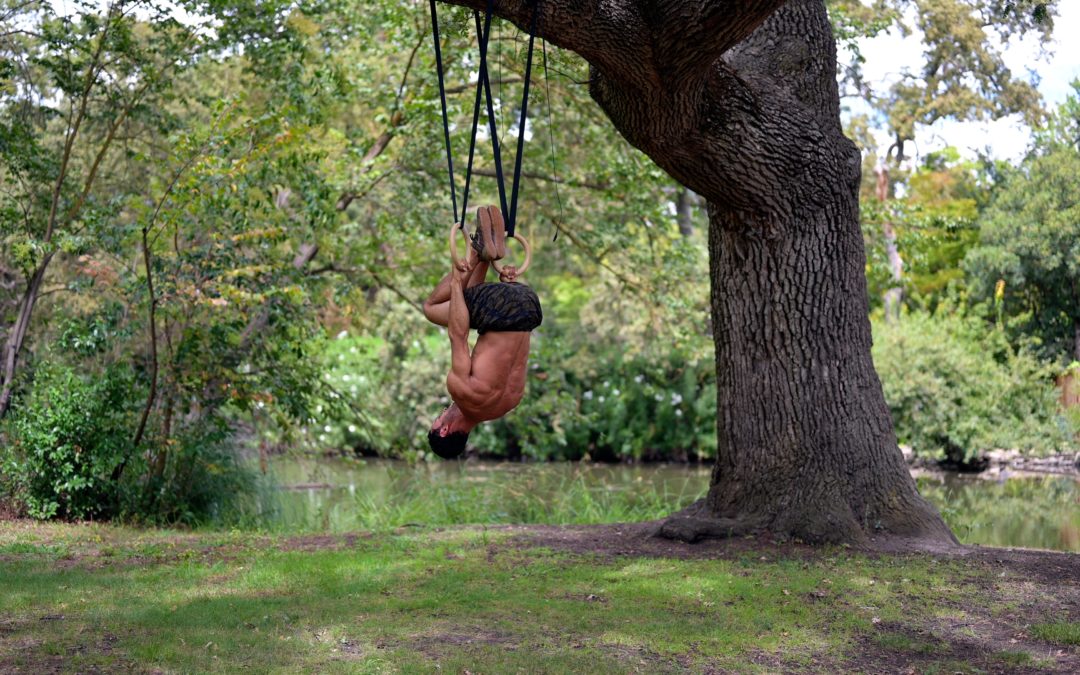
(449, 222, 468, 267)
(492, 233, 531, 277)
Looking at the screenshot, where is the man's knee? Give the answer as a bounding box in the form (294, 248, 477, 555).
(423, 301, 447, 326)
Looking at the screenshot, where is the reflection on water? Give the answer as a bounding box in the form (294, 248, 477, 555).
(264, 457, 1080, 552)
(915, 471, 1080, 552)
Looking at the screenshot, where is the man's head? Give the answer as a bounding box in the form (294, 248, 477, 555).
(428, 404, 475, 459)
(427, 428, 469, 459)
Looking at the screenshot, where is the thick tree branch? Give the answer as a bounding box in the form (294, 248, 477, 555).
(643, 0, 787, 86)
(438, 0, 848, 231)
(436, 0, 648, 87)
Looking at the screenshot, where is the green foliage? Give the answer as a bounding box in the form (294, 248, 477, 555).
(342, 469, 703, 532)
(861, 147, 991, 311)
(1, 364, 138, 520)
(872, 304, 1072, 462)
(862, 198, 980, 310)
(964, 89, 1080, 363)
(473, 339, 716, 462)
(0, 361, 259, 525)
(304, 320, 448, 459)
(131, 418, 261, 527)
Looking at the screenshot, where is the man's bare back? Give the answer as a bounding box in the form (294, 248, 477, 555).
(422, 207, 542, 458)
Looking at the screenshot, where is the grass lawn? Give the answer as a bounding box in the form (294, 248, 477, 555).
(1, 520, 1078, 673)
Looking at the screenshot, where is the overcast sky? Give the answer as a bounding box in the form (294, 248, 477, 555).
(847, 2, 1080, 165)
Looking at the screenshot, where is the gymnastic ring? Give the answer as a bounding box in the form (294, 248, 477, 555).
(492, 233, 532, 277)
(449, 222, 468, 268)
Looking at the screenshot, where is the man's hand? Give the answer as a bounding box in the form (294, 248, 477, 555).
(498, 265, 518, 283)
(452, 256, 472, 284)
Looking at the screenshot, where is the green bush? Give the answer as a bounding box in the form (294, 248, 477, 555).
(131, 419, 262, 527)
(872, 305, 1073, 462)
(1, 364, 138, 520)
(472, 338, 716, 462)
(0, 362, 261, 525)
(301, 326, 448, 460)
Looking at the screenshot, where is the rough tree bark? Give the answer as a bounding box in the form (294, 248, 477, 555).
(439, 0, 955, 546)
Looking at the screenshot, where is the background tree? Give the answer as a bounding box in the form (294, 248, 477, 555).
(964, 86, 1080, 364)
(0, 0, 208, 418)
(861, 147, 986, 311)
(832, 0, 1052, 318)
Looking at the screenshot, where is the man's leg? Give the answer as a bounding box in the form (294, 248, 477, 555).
(423, 250, 490, 327)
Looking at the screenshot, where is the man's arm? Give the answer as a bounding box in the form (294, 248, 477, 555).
(445, 262, 490, 406)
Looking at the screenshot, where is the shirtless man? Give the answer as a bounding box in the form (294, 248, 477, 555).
(422, 206, 543, 459)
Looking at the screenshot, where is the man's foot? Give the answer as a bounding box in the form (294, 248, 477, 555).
(471, 206, 507, 262)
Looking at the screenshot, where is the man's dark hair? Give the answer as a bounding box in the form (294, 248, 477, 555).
(428, 430, 469, 459)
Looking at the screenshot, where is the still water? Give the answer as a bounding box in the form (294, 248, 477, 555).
(265, 457, 1080, 552)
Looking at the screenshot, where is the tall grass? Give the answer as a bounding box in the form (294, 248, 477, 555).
(271, 469, 707, 533)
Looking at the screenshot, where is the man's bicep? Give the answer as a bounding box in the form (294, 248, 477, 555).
(446, 372, 489, 406)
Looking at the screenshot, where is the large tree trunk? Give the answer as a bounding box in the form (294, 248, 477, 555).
(440, 0, 955, 546)
(658, 188, 951, 544)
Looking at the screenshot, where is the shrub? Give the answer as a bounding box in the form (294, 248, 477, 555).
(300, 328, 448, 460)
(472, 339, 716, 462)
(1, 364, 139, 520)
(129, 418, 262, 527)
(0, 362, 261, 525)
(872, 305, 1073, 463)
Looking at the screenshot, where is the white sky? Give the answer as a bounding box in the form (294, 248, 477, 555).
(845, 2, 1080, 165)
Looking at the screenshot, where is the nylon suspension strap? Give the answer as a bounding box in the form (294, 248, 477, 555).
(429, 0, 542, 237)
(506, 1, 541, 237)
(428, 0, 458, 224)
(463, 4, 504, 224)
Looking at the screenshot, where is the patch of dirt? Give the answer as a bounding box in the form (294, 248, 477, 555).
(276, 533, 368, 552)
(854, 620, 1053, 674)
(0, 500, 23, 522)
(384, 629, 518, 661)
(493, 521, 820, 561)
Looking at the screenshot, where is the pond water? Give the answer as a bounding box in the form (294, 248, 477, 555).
(263, 457, 1080, 552)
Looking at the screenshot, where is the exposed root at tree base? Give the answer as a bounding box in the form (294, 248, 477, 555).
(651, 498, 962, 551)
(503, 521, 1053, 569)
(654, 514, 759, 543)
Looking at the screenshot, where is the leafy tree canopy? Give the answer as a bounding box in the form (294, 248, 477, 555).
(964, 82, 1080, 362)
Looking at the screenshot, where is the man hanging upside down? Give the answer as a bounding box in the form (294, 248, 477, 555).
(422, 205, 543, 459)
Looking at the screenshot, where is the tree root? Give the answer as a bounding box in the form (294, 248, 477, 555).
(653, 499, 767, 543)
(654, 515, 761, 543)
(653, 497, 961, 548)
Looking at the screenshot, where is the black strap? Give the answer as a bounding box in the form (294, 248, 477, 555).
(429, 0, 542, 236)
(428, 0, 458, 224)
(506, 1, 541, 237)
(468, 5, 508, 222)
(540, 38, 563, 241)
